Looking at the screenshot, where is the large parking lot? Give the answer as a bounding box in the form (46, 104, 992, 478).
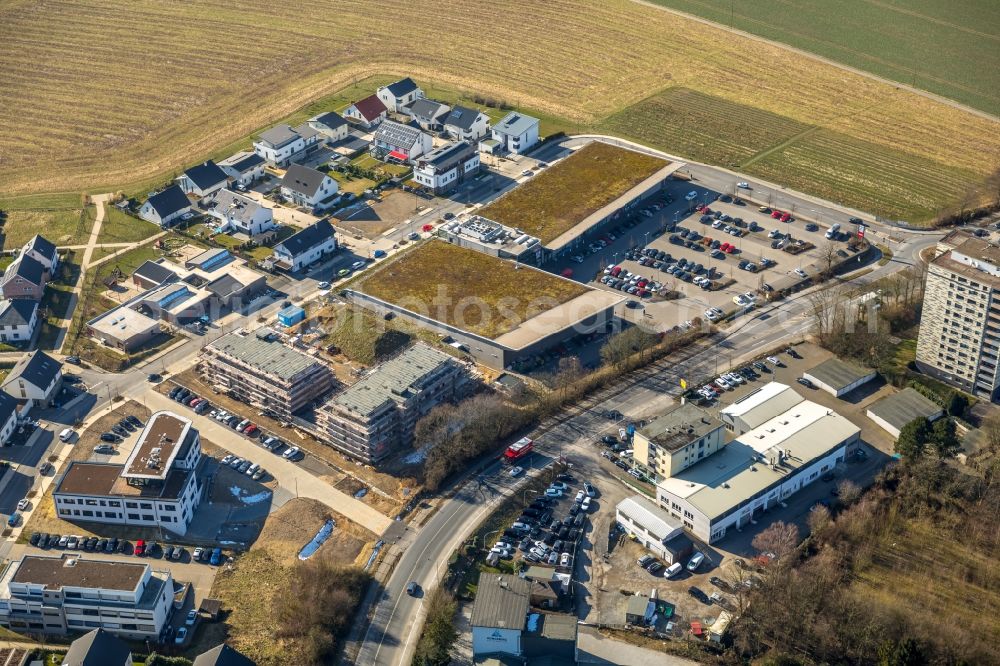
(578, 180, 858, 329)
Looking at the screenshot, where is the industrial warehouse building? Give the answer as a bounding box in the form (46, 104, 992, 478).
(802, 357, 877, 397)
(866, 387, 944, 438)
(657, 383, 861, 543)
(199, 328, 334, 421)
(615, 495, 693, 564)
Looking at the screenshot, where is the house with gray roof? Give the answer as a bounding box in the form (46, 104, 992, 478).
(0, 298, 39, 343)
(444, 105, 491, 141)
(271, 218, 337, 272)
(280, 163, 339, 211)
(203, 188, 276, 236)
(407, 98, 451, 131)
(218, 151, 266, 187)
(308, 111, 349, 143)
(2, 349, 63, 409)
(377, 77, 425, 112)
(199, 328, 334, 420)
(62, 628, 132, 666)
(253, 123, 306, 167)
(370, 119, 433, 163)
(490, 112, 540, 155)
(193, 644, 256, 666)
(413, 141, 481, 194)
(176, 160, 229, 199)
(21, 234, 59, 275)
(803, 357, 877, 397)
(317, 342, 470, 464)
(131, 259, 179, 290)
(0, 253, 46, 300)
(139, 184, 192, 227)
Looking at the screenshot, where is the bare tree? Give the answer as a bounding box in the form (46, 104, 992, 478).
(819, 241, 839, 279)
(752, 520, 800, 561)
(836, 479, 862, 505)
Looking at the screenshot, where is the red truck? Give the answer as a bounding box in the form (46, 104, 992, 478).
(504, 437, 534, 462)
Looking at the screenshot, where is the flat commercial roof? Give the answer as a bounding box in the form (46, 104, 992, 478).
(470, 573, 530, 630)
(637, 402, 721, 452)
(11, 554, 146, 591)
(867, 388, 944, 431)
(54, 462, 193, 500)
(492, 289, 624, 351)
(123, 411, 192, 480)
(616, 495, 683, 541)
(804, 357, 875, 392)
(208, 330, 323, 381)
(89, 306, 160, 341)
(477, 141, 673, 247)
(720, 383, 804, 431)
(537, 613, 577, 641)
(659, 398, 859, 520)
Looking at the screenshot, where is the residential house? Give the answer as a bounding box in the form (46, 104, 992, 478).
(0, 254, 46, 301)
(1, 350, 62, 409)
(253, 124, 306, 167)
(280, 164, 339, 211)
(370, 120, 433, 163)
(176, 161, 229, 200)
(21, 234, 59, 276)
(308, 112, 349, 143)
(0, 555, 174, 640)
(407, 99, 451, 132)
(343, 95, 388, 129)
(193, 644, 256, 666)
(53, 411, 205, 536)
(376, 77, 424, 113)
(199, 328, 334, 420)
(203, 189, 276, 236)
(218, 151, 266, 188)
(413, 141, 481, 194)
(0, 299, 39, 343)
(294, 122, 323, 151)
(62, 628, 133, 666)
(139, 185, 192, 227)
(491, 112, 540, 155)
(0, 392, 19, 447)
(316, 343, 469, 463)
(271, 219, 337, 272)
(444, 105, 491, 141)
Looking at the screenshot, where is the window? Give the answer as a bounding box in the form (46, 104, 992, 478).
(127, 513, 140, 520)
(142, 514, 154, 521)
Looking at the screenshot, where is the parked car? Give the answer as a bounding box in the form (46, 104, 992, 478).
(210, 548, 222, 565)
(508, 466, 524, 478)
(407, 581, 419, 596)
(796, 377, 815, 388)
(135, 540, 146, 556)
(687, 551, 705, 572)
(665, 562, 683, 578)
(175, 627, 188, 644)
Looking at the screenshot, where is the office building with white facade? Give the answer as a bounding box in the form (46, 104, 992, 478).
(916, 237, 1000, 401)
(657, 383, 860, 543)
(632, 402, 725, 481)
(53, 411, 205, 535)
(0, 554, 173, 639)
(490, 112, 540, 155)
(412, 141, 480, 194)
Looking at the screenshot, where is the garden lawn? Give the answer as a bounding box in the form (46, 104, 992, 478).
(96, 208, 160, 244)
(1, 207, 94, 249)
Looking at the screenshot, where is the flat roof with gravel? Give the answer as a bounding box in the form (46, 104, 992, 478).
(637, 402, 722, 452)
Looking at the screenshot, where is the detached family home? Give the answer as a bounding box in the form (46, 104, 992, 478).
(192, 644, 255, 666)
(0, 254, 46, 301)
(413, 142, 481, 194)
(407, 99, 451, 131)
(0, 299, 39, 343)
(21, 234, 59, 276)
(344, 95, 388, 129)
(2, 350, 63, 410)
(491, 112, 540, 155)
(272, 219, 337, 272)
(176, 161, 228, 200)
(253, 124, 306, 167)
(62, 629, 133, 666)
(0, 392, 17, 447)
(443, 106, 490, 141)
(377, 77, 425, 113)
(280, 164, 338, 211)
(308, 112, 349, 143)
(370, 120, 433, 163)
(218, 151, 266, 188)
(139, 185, 192, 227)
(202, 189, 276, 236)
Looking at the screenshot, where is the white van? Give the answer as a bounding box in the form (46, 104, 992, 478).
(665, 562, 683, 578)
(58, 428, 75, 443)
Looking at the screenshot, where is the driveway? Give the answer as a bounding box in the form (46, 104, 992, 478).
(577, 626, 699, 665)
(145, 391, 392, 535)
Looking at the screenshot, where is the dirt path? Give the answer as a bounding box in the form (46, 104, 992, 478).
(629, 0, 1000, 124)
(54, 192, 110, 354)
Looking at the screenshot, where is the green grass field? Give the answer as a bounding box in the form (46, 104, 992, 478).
(478, 142, 668, 243)
(1, 207, 94, 249)
(96, 208, 160, 245)
(644, 0, 1000, 117)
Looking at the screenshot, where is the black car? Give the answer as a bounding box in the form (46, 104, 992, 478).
(118, 419, 134, 431)
(648, 562, 664, 575)
(111, 425, 127, 437)
(127, 415, 143, 428)
(82, 538, 94, 551)
(549, 520, 561, 532)
(556, 473, 575, 483)
(147, 373, 162, 383)
(96, 538, 109, 552)
(107, 538, 119, 553)
(688, 586, 711, 604)
(600, 435, 618, 445)
(65, 356, 81, 365)
(175, 389, 191, 403)
(118, 539, 130, 554)
(168, 386, 181, 399)
(848, 217, 863, 225)
(709, 576, 732, 591)
(29, 532, 41, 546)
(100, 432, 119, 442)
